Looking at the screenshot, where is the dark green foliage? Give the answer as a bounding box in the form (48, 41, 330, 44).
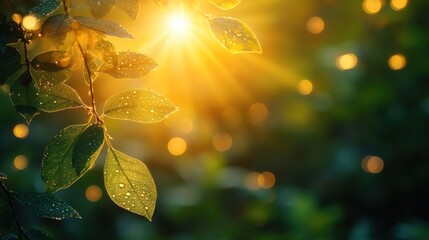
(13, 192, 81, 219)
(29, 0, 61, 17)
(0, 47, 22, 85)
(72, 124, 105, 175)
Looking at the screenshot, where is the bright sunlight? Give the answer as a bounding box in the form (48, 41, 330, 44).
(169, 14, 191, 34)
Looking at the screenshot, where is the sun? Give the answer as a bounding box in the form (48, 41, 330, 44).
(168, 14, 191, 35)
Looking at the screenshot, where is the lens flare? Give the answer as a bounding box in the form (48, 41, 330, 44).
(169, 14, 191, 35)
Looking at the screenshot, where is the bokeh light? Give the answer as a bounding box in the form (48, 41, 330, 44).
(388, 54, 406, 70)
(362, 155, 385, 174)
(390, 0, 408, 11)
(13, 124, 29, 139)
(11, 13, 22, 24)
(249, 103, 269, 125)
(307, 16, 325, 34)
(244, 171, 261, 191)
(86, 185, 103, 202)
(362, 0, 383, 14)
(168, 137, 187, 156)
(13, 155, 28, 170)
(297, 79, 313, 95)
(257, 172, 276, 189)
(212, 132, 233, 152)
(22, 15, 39, 30)
(336, 53, 358, 70)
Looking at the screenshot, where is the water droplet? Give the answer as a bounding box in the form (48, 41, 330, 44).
(126, 192, 131, 196)
(145, 206, 149, 210)
(115, 169, 119, 173)
(119, 183, 125, 188)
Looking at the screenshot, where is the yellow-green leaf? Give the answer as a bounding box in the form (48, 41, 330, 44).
(103, 89, 178, 123)
(104, 147, 156, 220)
(102, 51, 158, 79)
(116, 0, 140, 20)
(208, 17, 262, 54)
(89, 0, 115, 19)
(207, 0, 241, 10)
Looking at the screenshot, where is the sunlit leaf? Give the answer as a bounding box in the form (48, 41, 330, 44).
(37, 83, 85, 112)
(13, 192, 81, 220)
(41, 124, 103, 192)
(103, 89, 178, 123)
(206, 0, 241, 10)
(29, 0, 62, 17)
(23, 229, 54, 240)
(103, 51, 158, 79)
(31, 51, 72, 72)
(116, 0, 140, 20)
(9, 71, 39, 124)
(72, 124, 104, 175)
(30, 66, 71, 89)
(104, 147, 156, 220)
(208, 17, 262, 54)
(0, 47, 22, 85)
(82, 51, 102, 85)
(89, 0, 115, 19)
(91, 39, 118, 72)
(0, 232, 18, 240)
(41, 14, 72, 39)
(153, 0, 168, 8)
(74, 16, 134, 39)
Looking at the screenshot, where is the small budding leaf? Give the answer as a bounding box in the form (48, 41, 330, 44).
(116, 0, 140, 20)
(37, 83, 85, 112)
(153, 0, 168, 8)
(29, 0, 62, 17)
(89, 0, 115, 19)
(23, 229, 54, 240)
(9, 71, 39, 124)
(103, 89, 178, 123)
(104, 147, 157, 220)
(13, 192, 81, 220)
(72, 124, 105, 175)
(41, 14, 72, 39)
(41, 124, 103, 192)
(207, 0, 241, 10)
(74, 16, 134, 39)
(103, 51, 158, 79)
(208, 17, 262, 54)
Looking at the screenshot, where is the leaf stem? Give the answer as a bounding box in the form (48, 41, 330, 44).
(63, 0, 71, 17)
(0, 181, 29, 240)
(75, 40, 103, 125)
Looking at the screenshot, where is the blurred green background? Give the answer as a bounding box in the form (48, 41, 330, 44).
(1, 0, 429, 239)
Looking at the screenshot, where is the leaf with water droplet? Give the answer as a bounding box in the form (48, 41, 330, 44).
(13, 192, 81, 220)
(74, 16, 134, 39)
(41, 124, 103, 192)
(72, 124, 104, 175)
(116, 0, 140, 20)
(208, 17, 262, 54)
(102, 51, 157, 79)
(153, 0, 168, 8)
(30, 51, 73, 87)
(89, 0, 115, 19)
(104, 147, 157, 220)
(9, 71, 39, 124)
(91, 39, 118, 72)
(0, 232, 18, 240)
(37, 83, 85, 112)
(41, 14, 72, 41)
(1, 47, 22, 86)
(22, 228, 54, 240)
(82, 51, 103, 85)
(29, 0, 62, 17)
(206, 0, 241, 10)
(103, 89, 178, 123)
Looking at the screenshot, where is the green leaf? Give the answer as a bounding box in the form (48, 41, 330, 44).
(0, 232, 18, 240)
(41, 14, 72, 39)
(104, 147, 156, 220)
(37, 83, 85, 112)
(82, 51, 102, 85)
(29, 0, 62, 17)
(13, 192, 81, 220)
(206, 0, 241, 10)
(23, 229, 54, 240)
(116, 0, 140, 20)
(74, 16, 134, 39)
(208, 17, 262, 54)
(9, 71, 39, 124)
(103, 89, 178, 123)
(72, 124, 104, 175)
(103, 51, 158, 79)
(153, 0, 168, 8)
(1, 47, 22, 85)
(41, 124, 104, 192)
(31, 51, 72, 72)
(89, 0, 115, 19)
(0, 20, 21, 54)
(91, 39, 118, 72)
